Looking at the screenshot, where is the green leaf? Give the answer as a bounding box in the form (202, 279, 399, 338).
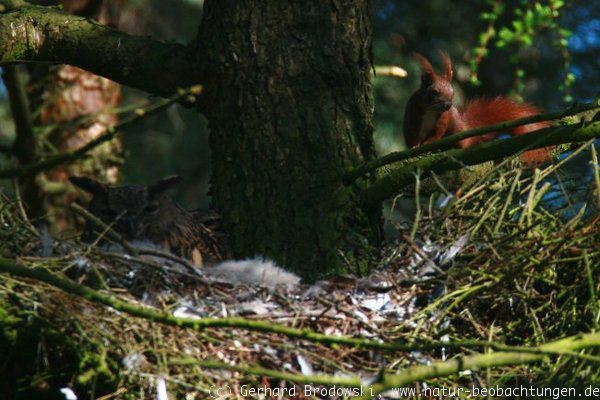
(499, 28, 515, 42)
(559, 28, 572, 37)
(513, 20, 523, 33)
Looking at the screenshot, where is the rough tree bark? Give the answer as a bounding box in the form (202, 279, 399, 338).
(0, 0, 381, 279)
(195, 1, 380, 279)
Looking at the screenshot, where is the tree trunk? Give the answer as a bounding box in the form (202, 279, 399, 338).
(195, 0, 380, 280)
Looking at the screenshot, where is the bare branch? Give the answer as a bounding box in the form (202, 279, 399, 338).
(2, 65, 35, 164)
(3, 64, 45, 215)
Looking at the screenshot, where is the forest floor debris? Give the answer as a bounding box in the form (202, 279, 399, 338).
(1, 149, 599, 399)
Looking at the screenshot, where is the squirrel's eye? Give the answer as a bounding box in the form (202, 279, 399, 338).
(430, 90, 439, 97)
(144, 204, 159, 214)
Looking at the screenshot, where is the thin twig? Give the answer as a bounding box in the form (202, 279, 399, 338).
(70, 203, 200, 276)
(0, 86, 202, 179)
(171, 333, 600, 396)
(493, 169, 522, 235)
(590, 144, 600, 208)
(11, 178, 38, 235)
(70, 203, 138, 256)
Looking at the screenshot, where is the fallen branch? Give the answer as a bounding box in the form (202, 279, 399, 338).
(345, 99, 600, 183)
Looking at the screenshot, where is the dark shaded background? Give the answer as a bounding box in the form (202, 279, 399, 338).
(0, 0, 598, 210)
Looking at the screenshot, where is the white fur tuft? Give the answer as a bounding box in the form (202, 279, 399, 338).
(103, 241, 300, 288)
(207, 258, 300, 288)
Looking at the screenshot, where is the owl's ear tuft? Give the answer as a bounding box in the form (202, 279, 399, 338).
(69, 176, 108, 196)
(149, 175, 182, 196)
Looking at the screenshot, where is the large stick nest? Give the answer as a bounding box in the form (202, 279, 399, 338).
(0, 147, 599, 399)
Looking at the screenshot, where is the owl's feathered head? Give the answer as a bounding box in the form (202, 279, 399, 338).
(70, 175, 183, 240)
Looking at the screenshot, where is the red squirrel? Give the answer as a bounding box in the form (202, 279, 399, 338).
(403, 52, 551, 164)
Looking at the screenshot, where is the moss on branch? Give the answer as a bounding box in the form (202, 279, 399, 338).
(0, 0, 199, 96)
(345, 99, 600, 183)
(0, 256, 453, 352)
(0, 255, 561, 355)
(171, 333, 600, 396)
(362, 332, 600, 399)
(361, 121, 600, 209)
(3, 254, 600, 395)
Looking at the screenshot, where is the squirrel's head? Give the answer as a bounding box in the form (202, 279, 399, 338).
(414, 51, 454, 113)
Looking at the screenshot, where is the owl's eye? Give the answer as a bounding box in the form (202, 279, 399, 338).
(144, 204, 159, 214)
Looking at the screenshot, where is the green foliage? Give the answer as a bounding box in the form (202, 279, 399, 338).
(470, 0, 574, 101)
(370, 0, 592, 156)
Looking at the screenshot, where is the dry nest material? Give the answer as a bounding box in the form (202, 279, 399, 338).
(1, 145, 599, 399)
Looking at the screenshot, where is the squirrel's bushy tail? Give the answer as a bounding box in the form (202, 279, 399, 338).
(459, 97, 552, 164)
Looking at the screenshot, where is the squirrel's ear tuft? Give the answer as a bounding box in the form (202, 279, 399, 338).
(69, 176, 108, 196)
(413, 52, 435, 85)
(438, 50, 453, 81)
(149, 175, 182, 196)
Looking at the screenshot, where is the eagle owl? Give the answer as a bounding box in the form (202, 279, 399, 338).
(69, 175, 222, 266)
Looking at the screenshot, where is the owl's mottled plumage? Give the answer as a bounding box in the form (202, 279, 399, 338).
(70, 175, 223, 265)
